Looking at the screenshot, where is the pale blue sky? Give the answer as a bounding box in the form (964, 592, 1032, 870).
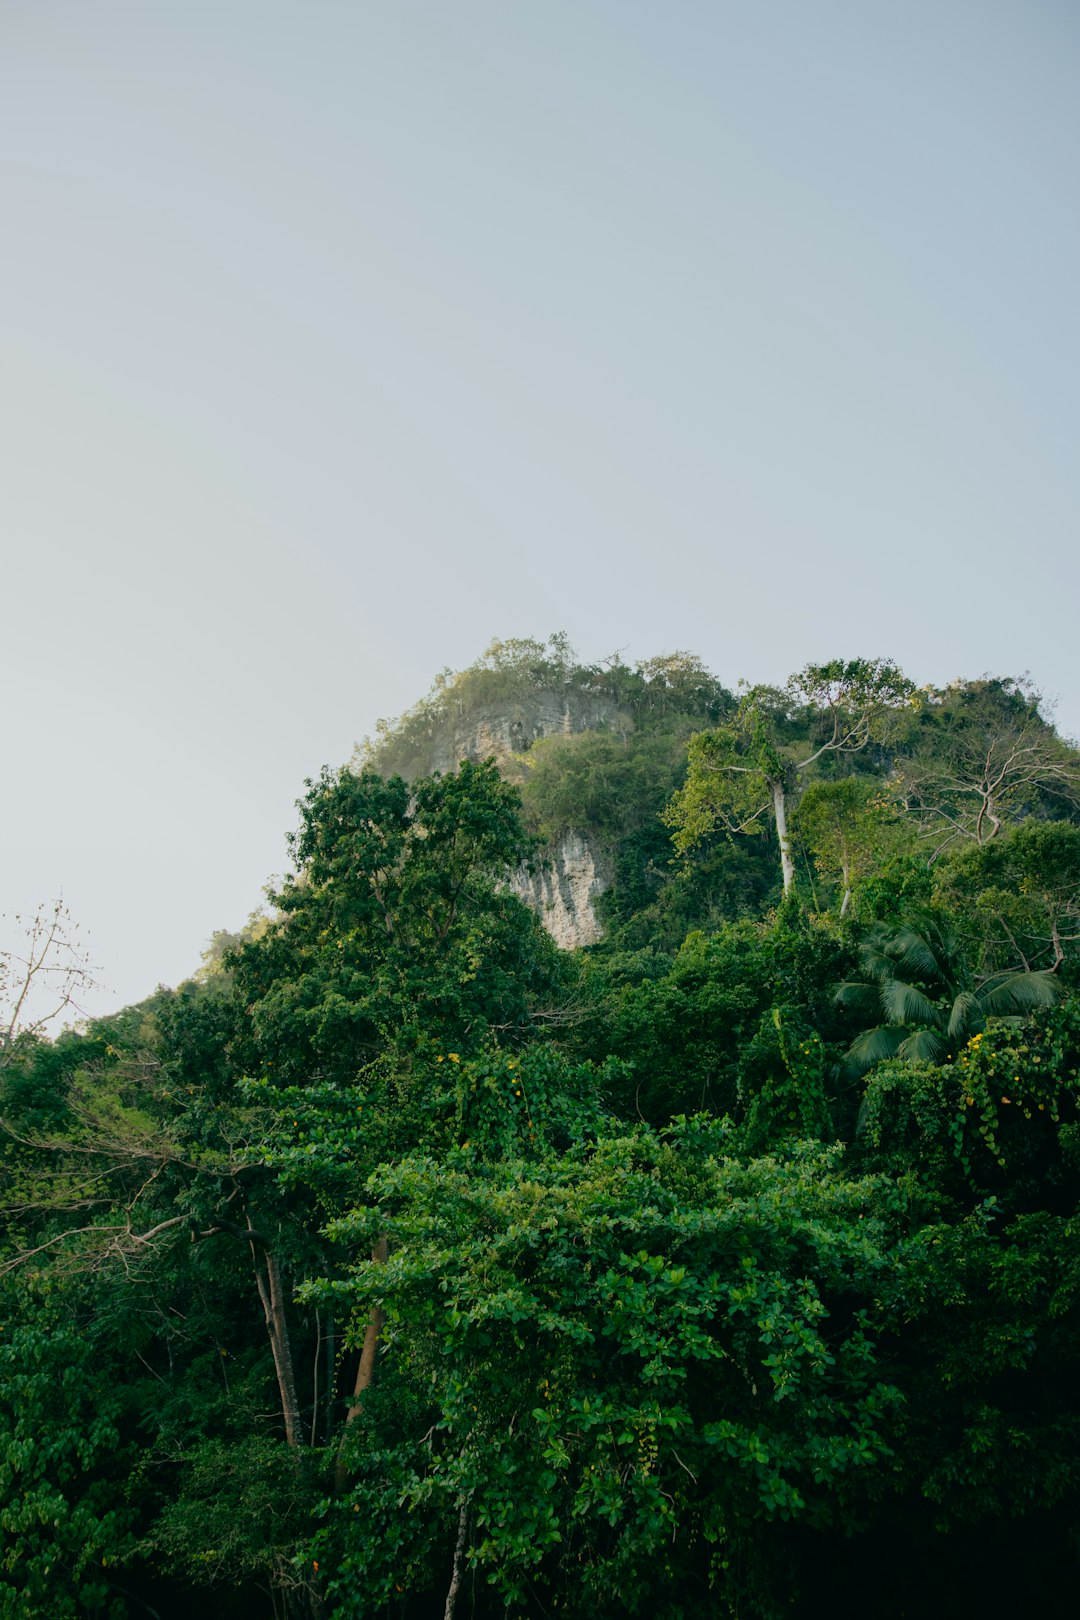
(3, 2, 1078, 1016)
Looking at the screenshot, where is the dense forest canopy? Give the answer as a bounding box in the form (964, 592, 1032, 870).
(3, 638, 1080, 1619)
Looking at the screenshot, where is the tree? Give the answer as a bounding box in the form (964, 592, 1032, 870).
(0, 1018, 328, 1618)
(309, 1117, 907, 1620)
(791, 778, 909, 916)
(0, 1009, 311, 1454)
(1, 899, 99, 1067)
(933, 819, 1080, 977)
(665, 660, 914, 895)
(0, 1293, 138, 1616)
(229, 760, 563, 1087)
(835, 912, 1062, 1078)
(575, 910, 852, 1125)
(226, 759, 573, 1495)
(898, 678, 1080, 855)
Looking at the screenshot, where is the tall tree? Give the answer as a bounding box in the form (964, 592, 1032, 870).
(229, 759, 562, 1086)
(665, 660, 914, 895)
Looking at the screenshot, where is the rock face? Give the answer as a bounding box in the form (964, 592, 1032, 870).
(422, 690, 627, 777)
(403, 688, 625, 950)
(510, 829, 611, 950)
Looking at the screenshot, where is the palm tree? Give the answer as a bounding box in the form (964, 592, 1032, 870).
(835, 911, 1062, 1079)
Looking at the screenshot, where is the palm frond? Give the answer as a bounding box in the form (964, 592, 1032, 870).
(880, 978, 944, 1030)
(834, 980, 882, 1016)
(897, 1028, 948, 1066)
(946, 991, 981, 1043)
(886, 926, 943, 983)
(856, 944, 895, 985)
(842, 1025, 907, 1078)
(976, 971, 1063, 1019)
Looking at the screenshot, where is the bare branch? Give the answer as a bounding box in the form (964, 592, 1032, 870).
(1, 899, 102, 1062)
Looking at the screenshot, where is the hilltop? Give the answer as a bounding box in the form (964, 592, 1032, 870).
(359, 634, 739, 945)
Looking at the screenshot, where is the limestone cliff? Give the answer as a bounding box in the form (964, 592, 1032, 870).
(364, 674, 625, 948)
(417, 689, 628, 778)
(509, 828, 611, 950)
(424, 692, 622, 950)
(361, 638, 732, 951)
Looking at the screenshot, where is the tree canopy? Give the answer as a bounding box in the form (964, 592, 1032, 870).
(4, 644, 1080, 1619)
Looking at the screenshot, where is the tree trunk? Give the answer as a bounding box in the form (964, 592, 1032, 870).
(976, 793, 1002, 844)
(323, 1313, 336, 1446)
(443, 1499, 469, 1620)
(772, 779, 796, 895)
(839, 858, 852, 917)
(249, 1231, 303, 1449)
(333, 1237, 388, 1493)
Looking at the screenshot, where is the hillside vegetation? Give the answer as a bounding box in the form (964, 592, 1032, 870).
(3, 637, 1080, 1619)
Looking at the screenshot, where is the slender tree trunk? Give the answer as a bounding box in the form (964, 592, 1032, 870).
(333, 1237, 388, 1493)
(323, 1313, 336, 1446)
(772, 779, 796, 895)
(443, 1499, 469, 1620)
(265, 1248, 302, 1446)
(839, 859, 852, 917)
(249, 1231, 302, 1449)
(311, 1311, 322, 1448)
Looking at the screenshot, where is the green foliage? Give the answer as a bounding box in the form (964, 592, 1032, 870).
(312, 1125, 908, 1619)
(7, 645, 1080, 1617)
(575, 909, 852, 1127)
(664, 697, 786, 856)
(359, 635, 582, 779)
(0, 1301, 136, 1618)
(934, 818, 1080, 982)
(944, 999, 1080, 1198)
(360, 637, 731, 781)
(0, 1026, 102, 1133)
(310, 1423, 447, 1617)
(229, 759, 567, 1084)
(620, 651, 732, 731)
(520, 729, 686, 847)
(518, 727, 750, 938)
(737, 1008, 836, 1149)
(791, 776, 912, 913)
(794, 658, 916, 736)
(139, 1435, 319, 1599)
(873, 1204, 1080, 1549)
(600, 834, 778, 951)
(836, 911, 1063, 1079)
(857, 997, 1080, 1210)
(851, 848, 935, 924)
(897, 677, 1080, 853)
(665, 661, 916, 899)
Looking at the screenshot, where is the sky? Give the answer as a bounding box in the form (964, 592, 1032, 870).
(2, 1, 1078, 1019)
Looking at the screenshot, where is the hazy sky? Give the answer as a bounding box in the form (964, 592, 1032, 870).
(3, 1, 1078, 1018)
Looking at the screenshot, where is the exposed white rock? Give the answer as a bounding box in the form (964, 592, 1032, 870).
(371, 687, 623, 949)
(510, 830, 611, 951)
(423, 691, 629, 777)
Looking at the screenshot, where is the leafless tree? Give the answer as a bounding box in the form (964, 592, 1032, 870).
(895, 680, 1080, 858)
(1, 897, 101, 1064)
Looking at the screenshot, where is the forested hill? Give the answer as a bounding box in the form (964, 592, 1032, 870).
(3, 638, 1080, 1620)
(360, 635, 736, 948)
(363, 635, 1080, 952)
